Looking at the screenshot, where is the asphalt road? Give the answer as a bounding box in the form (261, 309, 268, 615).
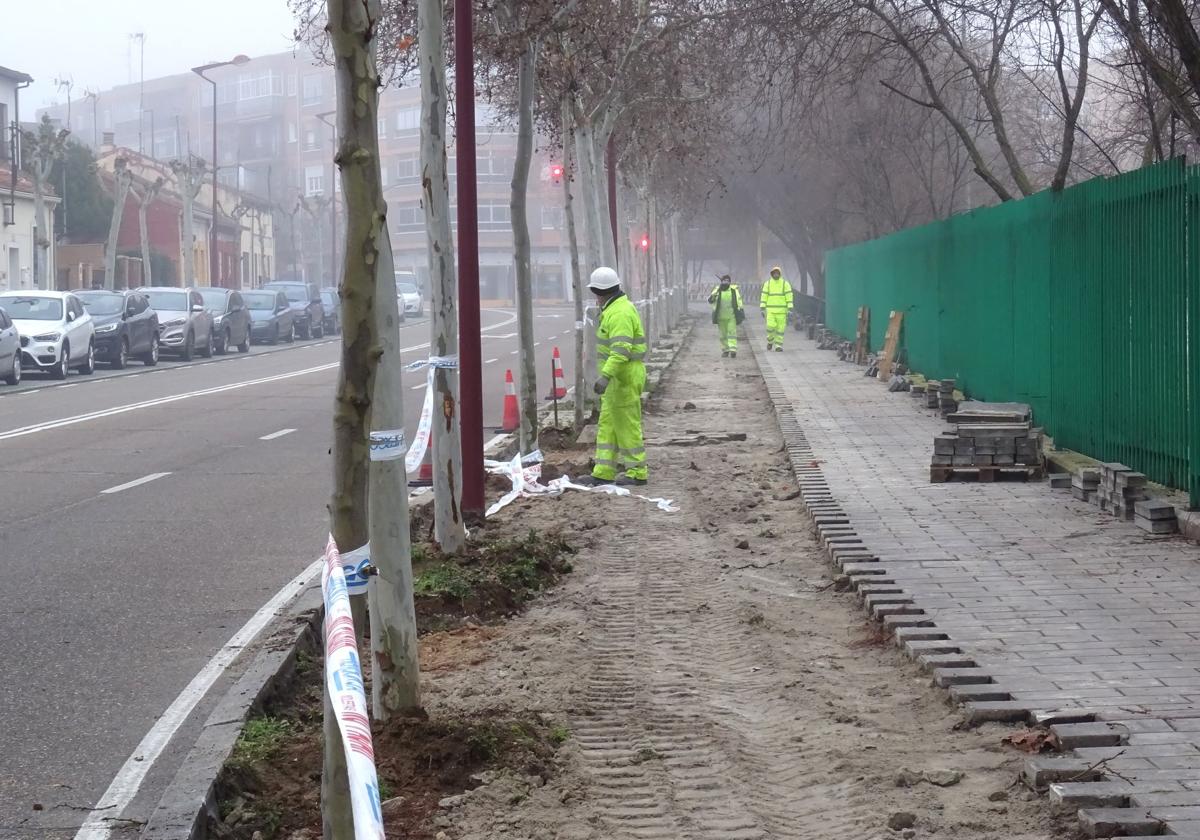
(0, 305, 577, 839)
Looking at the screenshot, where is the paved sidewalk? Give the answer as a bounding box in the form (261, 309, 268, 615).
(749, 320, 1200, 837)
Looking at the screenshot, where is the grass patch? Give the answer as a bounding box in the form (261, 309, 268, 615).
(229, 716, 290, 769)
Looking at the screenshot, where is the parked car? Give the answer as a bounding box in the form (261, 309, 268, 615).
(139, 286, 215, 360)
(262, 281, 324, 339)
(197, 287, 252, 355)
(0, 290, 95, 379)
(319, 288, 341, 335)
(75, 289, 160, 368)
(244, 290, 297, 345)
(395, 271, 422, 318)
(0, 307, 21, 385)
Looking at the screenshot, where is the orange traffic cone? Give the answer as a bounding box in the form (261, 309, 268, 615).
(411, 451, 434, 487)
(501, 369, 520, 432)
(546, 346, 567, 399)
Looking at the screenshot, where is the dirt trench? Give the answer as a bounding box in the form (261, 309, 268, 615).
(421, 325, 1073, 840)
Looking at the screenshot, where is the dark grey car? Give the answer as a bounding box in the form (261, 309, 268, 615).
(244, 290, 297, 345)
(262, 281, 324, 340)
(197, 288, 252, 355)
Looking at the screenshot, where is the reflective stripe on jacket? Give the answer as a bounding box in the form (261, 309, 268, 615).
(597, 293, 648, 383)
(760, 277, 793, 311)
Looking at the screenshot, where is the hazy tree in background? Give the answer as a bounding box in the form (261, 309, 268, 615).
(22, 116, 70, 289)
(169, 157, 206, 287)
(51, 141, 113, 243)
(131, 175, 165, 285)
(104, 157, 134, 289)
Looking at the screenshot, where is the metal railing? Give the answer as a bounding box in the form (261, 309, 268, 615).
(826, 159, 1200, 505)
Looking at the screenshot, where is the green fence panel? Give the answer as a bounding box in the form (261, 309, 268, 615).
(825, 160, 1199, 504)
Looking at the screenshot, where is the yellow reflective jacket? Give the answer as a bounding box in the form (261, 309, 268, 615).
(708, 284, 742, 318)
(597, 293, 647, 391)
(760, 276, 793, 312)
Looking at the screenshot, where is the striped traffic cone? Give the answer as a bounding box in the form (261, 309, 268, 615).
(546, 346, 567, 399)
(411, 452, 434, 487)
(501, 369, 520, 432)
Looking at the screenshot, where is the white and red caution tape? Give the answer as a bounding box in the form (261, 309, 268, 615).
(483, 450, 679, 517)
(321, 536, 385, 840)
(402, 355, 458, 474)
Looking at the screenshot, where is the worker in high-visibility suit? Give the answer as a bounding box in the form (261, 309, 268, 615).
(708, 275, 743, 358)
(760, 266, 793, 351)
(579, 267, 648, 487)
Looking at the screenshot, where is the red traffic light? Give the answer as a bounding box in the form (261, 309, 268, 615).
(549, 163, 563, 179)
(640, 236, 650, 250)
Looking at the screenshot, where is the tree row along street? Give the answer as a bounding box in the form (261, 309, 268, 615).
(0, 306, 570, 839)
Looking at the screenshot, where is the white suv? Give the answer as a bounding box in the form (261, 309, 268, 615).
(0, 290, 96, 379)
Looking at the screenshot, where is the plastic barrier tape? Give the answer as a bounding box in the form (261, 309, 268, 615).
(340, 543, 373, 595)
(321, 536, 385, 840)
(483, 451, 679, 517)
(403, 355, 459, 474)
(368, 428, 406, 462)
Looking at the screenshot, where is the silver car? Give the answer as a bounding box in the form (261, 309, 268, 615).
(0, 306, 20, 385)
(0, 290, 96, 379)
(141, 286, 215, 360)
(395, 275, 423, 317)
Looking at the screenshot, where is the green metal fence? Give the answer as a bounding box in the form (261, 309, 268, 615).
(826, 159, 1200, 505)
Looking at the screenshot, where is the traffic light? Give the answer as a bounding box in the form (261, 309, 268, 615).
(640, 235, 650, 251)
(550, 163, 564, 180)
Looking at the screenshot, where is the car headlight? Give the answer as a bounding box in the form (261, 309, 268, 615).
(95, 323, 119, 334)
(33, 332, 60, 342)
(162, 318, 186, 328)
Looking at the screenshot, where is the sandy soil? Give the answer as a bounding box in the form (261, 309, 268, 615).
(412, 324, 1074, 840)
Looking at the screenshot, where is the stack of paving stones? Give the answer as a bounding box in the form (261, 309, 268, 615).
(930, 402, 1043, 482)
(1070, 467, 1100, 502)
(938, 378, 958, 416)
(1093, 463, 1148, 521)
(1135, 498, 1179, 534)
(924, 381, 940, 410)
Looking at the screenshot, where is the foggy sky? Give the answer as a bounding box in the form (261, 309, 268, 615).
(9, 0, 298, 110)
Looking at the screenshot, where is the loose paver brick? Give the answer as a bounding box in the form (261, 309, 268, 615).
(753, 328, 1200, 836)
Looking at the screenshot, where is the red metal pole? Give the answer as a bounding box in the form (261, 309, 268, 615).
(455, 0, 484, 519)
(607, 135, 618, 267)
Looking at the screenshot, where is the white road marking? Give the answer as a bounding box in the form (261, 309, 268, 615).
(21, 389, 41, 395)
(0, 310, 520, 443)
(547, 335, 557, 340)
(100, 472, 171, 495)
(484, 358, 498, 364)
(533, 342, 541, 347)
(259, 428, 297, 441)
(59, 383, 78, 389)
(485, 332, 518, 339)
(510, 349, 519, 355)
(410, 383, 425, 390)
(0, 363, 339, 443)
(71, 559, 323, 840)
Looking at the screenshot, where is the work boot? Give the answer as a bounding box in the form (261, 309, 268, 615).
(616, 475, 648, 487)
(575, 474, 611, 487)
(730, 351, 737, 358)
(721, 350, 729, 358)
(775, 345, 783, 352)
(767, 341, 774, 351)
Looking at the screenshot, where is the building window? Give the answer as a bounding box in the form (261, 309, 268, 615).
(288, 122, 297, 143)
(237, 71, 282, 101)
(305, 165, 325, 196)
(392, 202, 422, 228)
(392, 155, 418, 182)
(287, 73, 297, 97)
(0, 105, 7, 161)
(381, 167, 389, 187)
(377, 115, 386, 138)
(478, 200, 510, 228)
(153, 130, 179, 159)
(478, 154, 513, 182)
(304, 128, 319, 151)
(540, 206, 563, 230)
(394, 107, 419, 133)
(302, 74, 323, 106)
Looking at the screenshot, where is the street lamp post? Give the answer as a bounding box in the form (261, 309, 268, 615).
(191, 54, 249, 287)
(316, 111, 338, 285)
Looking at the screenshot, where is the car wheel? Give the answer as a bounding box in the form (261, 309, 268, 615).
(52, 344, 69, 380)
(143, 334, 159, 366)
(200, 329, 214, 358)
(5, 352, 20, 386)
(215, 329, 230, 355)
(182, 331, 194, 361)
(80, 341, 96, 375)
(112, 338, 128, 369)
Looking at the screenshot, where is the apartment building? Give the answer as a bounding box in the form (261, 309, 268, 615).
(39, 48, 574, 301)
(2, 64, 59, 290)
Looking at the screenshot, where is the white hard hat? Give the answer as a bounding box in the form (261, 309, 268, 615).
(589, 266, 621, 291)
